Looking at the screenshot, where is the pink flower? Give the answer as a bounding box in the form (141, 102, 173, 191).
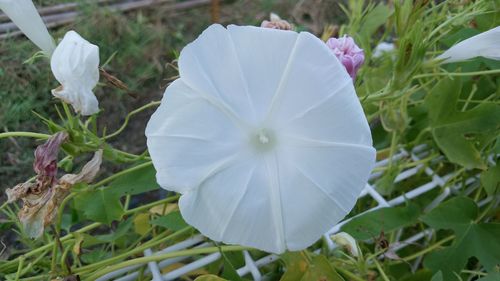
(326, 36, 365, 79)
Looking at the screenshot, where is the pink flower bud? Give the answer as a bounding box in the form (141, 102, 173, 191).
(326, 36, 365, 79)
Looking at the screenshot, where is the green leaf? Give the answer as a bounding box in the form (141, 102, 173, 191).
(359, 4, 393, 41)
(280, 252, 344, 281)
(80, 248, 111, 264)
(220, 250, 243, 281)
(399, 269, 433, 281)
(108, 164, 159, 196)
(430, 271, 443, 281)
(341, 203, 421, 240)
(95, 217, 133, 243)
(150, 211, 188, 231)
(440, 28, 479, 48)
(477, 272, 500, 281)
(74, 187, 124, 225)
(421, 197, 500, 281)
(194, 275, 228, 281)
(375, 165, 400, 195)
(302, 255, 345, 281)
(425, 78, 500, 169)
(421, 197, 477, 233)
(480, 165, 500, 196)
(280, 252, 310, 281)
(73, 233, 104, 248)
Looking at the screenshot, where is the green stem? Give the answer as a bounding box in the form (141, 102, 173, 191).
(103, 101, 160, 140)
(0, 132, 50, 140)
(401, 235, 455, 262)
(18, 275, 51, 281)
(74, 226, 191, 274)
(461, 84, 477, 111)
(0, 223, 101, 272)
(476, 200, 495, 223)
(84, 245, 251, 281)
(461, 270, 487, 277)
(388, 132, 398, 169)
(50, 235, 58, 275)
(91, 161, 152, 188)
(15, 256, 24, 281)
(0, 194, 179, 273)
(124, 195, 180, 215)
(335, 267, 365, 281)
(414, 68, 500, 79)
(18, 250, 49, 277)
(373, 259, 390, 281)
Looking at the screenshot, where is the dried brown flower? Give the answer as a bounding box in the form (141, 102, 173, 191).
(260, 13, 293, 31)
(5, 133, 103, 238)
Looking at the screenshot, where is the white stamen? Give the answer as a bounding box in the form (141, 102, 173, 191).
(259, 132, 270, 144)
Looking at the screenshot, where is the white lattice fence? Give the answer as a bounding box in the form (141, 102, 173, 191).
(97, 144, 494, 281)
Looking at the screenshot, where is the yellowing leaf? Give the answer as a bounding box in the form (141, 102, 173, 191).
(133, 213, 150, 236)
(73, 233, 84, 256)
(280, 252, 345, 281)
(161, 262, 185, 274)
(194, 275, 228, 281)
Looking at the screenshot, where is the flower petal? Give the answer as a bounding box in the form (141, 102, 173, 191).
(277, 81, 372, 146)
(265, 32, 353, 127)
(50, 30, 100, 115)
(179, 24, 297, 124)
(437, 26, 500, 63)
(227, 25, 298, 121)
(0, 0, 55, 55)
(146, 79, 245, 193)
(179, 154, 288, 253)
(178, 24, 253, 123)
(277, 138, 374, 251)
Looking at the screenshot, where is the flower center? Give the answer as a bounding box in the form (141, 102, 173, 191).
(250, 128, 276, 153)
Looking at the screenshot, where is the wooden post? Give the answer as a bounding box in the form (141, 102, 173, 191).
(211, 0, 220, 23)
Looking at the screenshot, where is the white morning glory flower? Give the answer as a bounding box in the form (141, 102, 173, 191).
(436, 26, 500, 63)
(146, 24, 376, 253)
(0, 0, 56, 56)
(50, 31, 100, 116)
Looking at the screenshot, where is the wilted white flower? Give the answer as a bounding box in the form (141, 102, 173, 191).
(331, 232, 359, 257)
(436, 26, 500, 63)
(146, 24, 376, 253)
(0, 0, 56, 56)
(51, 31, 100, 116)
(1, 1, 100, 115)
